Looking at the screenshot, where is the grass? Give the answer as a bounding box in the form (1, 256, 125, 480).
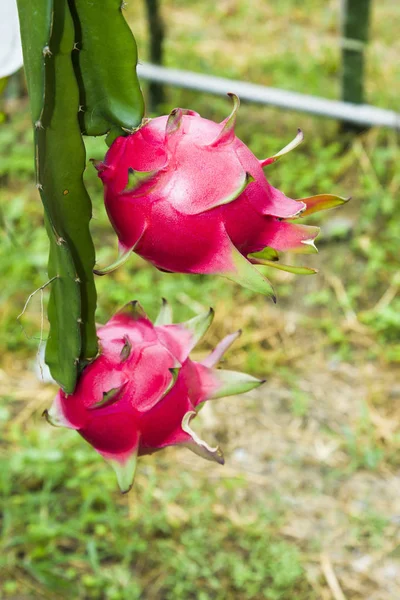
(0, 421, 310, 599)
(1, 0, 400, 598)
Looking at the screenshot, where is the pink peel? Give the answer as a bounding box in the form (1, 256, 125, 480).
(97, 94, 343, 297)
(46, 300, 264, 492)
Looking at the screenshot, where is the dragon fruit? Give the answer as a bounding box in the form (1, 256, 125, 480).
(45, 300, 263, 492)
(95, 94, 348, 299)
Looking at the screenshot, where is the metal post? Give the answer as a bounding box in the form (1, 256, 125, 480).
(341, 0, 372, 131)
(144, 0, 165, 111)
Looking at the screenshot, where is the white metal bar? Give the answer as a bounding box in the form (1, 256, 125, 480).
(137, 62, 400, 130)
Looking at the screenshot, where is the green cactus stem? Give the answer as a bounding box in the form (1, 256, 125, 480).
(67, 0, 145, 141)
(17, 0, 98, 393)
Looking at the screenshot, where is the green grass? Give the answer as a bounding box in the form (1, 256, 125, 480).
(1, 0, 400, 598)
(0, 421, 312, 599)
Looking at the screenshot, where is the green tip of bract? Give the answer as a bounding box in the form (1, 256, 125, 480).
(226, 244, 276, 300)
(42, 409, 55, 426)
(182, 412, 225, 465)
(210, 370, 265, 399)
(260, 128, 304, 167)
(180, 308, 214, 345)
(154, 298, 173, 326)
(93, 245, 133, 276)
(166, 107, 183, 137)
(249, 247, 279, 262)
(89, 385, 126, 411)
(125, 167, 158, 193)
(120, 336, 132, 362)
(204, 170, 255, 211)
(159, 367, 180, 400)
(299, 194, 351, 216)
(108, 451, 139, 494)
(252, 258, 317, 276)
(43, 400, 76, 429)
(209, 93, 240, 147)
(116, 300, 147, 321)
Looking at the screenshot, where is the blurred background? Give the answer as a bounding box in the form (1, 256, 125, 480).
(1, 1, 399, 598)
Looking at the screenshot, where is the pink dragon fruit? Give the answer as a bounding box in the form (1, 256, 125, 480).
(45, 300, 263, 492)
(95, 94, 348, 299)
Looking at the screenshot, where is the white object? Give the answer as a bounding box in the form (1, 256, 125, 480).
(0, 0, 23, 78)
(35, 342, 56, 385)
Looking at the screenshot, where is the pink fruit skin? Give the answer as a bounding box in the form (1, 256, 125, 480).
(46, 301, 263, 491)
(95, 95, 347, 295)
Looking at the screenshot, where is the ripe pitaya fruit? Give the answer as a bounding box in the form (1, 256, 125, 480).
(95, 94, 348, 299)
(45, 300, 263, 492)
